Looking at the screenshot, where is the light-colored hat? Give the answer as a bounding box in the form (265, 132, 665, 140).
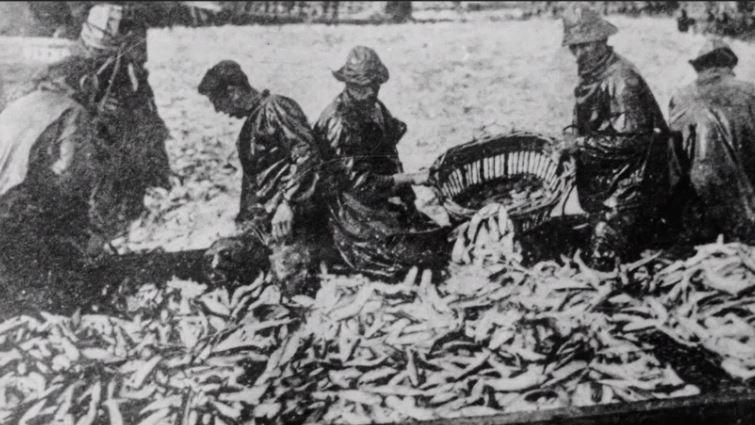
(332, 46, 389, 86)
(561, 5, 618, 46)
(689, 37, 738, 68)
(79, 3, 124, 54)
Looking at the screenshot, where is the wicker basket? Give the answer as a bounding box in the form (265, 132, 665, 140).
(429, 131, 569, 234)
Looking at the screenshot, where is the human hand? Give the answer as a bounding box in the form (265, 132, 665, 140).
(86, 232, 107, 257)
(271, 201, 294, 241)
(79, 233, 110, 270)
(552, 140, 578, 176)
(393, 171, 430, 186)
(100, 96, 121, 117)
(410, 169, 431, 186)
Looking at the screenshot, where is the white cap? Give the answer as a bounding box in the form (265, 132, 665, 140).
(79, 3, 124, 54)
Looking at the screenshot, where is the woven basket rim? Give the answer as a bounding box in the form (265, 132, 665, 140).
(430, 131, 567, 225)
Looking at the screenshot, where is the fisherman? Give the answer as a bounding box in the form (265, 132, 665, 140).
(198, 60, 325, 295)
(668, 38, 755, 243)
(553, 5, 672, 270)
(0, 3, 171, 313)
(314, 46, 449, 280)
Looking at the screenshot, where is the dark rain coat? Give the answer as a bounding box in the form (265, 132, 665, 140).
(668, 67, 755, 241)
(314, 92, 448, 279)
(0, 56, 171, 314)
(571, 47, 671, 261)
(236, 90, 320, 229)
(210, 91, 324, 294)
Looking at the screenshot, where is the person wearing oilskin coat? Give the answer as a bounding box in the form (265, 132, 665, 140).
(668, 38, 755, 243)
(198, 60, 327, 296)
(554, 5, 672, 270)
(314, 46, 450, 280)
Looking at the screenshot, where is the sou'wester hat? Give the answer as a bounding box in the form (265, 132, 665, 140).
(689, 37, 738, 68)
(332, 46, 389, 86)
(562, 5, 618, 46)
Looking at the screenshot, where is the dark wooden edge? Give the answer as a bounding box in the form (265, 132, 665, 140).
(386, 391, 755, 425)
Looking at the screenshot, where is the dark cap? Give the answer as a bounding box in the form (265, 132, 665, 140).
(689, 38, 738, 69)
(198, 60, 251, 96)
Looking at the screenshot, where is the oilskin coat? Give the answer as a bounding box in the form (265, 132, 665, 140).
(314, 92, 448, 279)
(0, 55, 171, 315)
(669, 67, 755, 242)
(206, 91, 323, 295)
(571, 47, 670, 264)
(235, 91, 319, 225)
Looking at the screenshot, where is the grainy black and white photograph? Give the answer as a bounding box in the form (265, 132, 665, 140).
(0, 1, 754, 424)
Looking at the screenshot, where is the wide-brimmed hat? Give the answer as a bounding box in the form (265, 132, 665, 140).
(78, 3, 125, 55)
(689, 37, 738, 69)
(332, 46, 389, 86)
(562, 5, 618, 46)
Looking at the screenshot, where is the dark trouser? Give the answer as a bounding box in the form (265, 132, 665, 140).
(206, 204, 333, 297)
(518, 215, 592, 266)
(519, 207, 670, 271)
(330, 220, 451, 282)
(588, 204, 648, 270)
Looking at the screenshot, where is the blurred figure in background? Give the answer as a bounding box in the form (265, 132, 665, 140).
(0, 3, 171, 313)
(554, 5, 672, 270)
(198, 60, 326, 295)
(677, 8, 696, 33)
(314, 46, 449, 280)
(29, 2, 172, 234)
(668, 38, 755, 243)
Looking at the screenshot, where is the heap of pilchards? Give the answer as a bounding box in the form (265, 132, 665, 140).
(0, 275, 295, 425)
(251, 261, 700, 425)
(1, 239, 754, 425)
(451, 203, 520, 265)
(609, 238, 755, 381)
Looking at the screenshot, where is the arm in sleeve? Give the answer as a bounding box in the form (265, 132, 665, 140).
(668, 95, 692, 191)
(380, 102, 408, 150)
(271, 99, 321, 204)
(50, 106, 90, 176)
(668, 93, 698, 159)
(320, 115, 396, 203)
(378, 104, 416, 206)
(580, 76, 657, 159)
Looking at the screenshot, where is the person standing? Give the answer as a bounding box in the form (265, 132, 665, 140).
(0, 3, 172, 314)
(554, 5, 671, 270)
(668, 38, 755, 243)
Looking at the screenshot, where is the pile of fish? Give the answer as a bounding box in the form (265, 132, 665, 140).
(2, 237, 755, 425)
(454, 175, 546, 211)
(252, 261, 700, 425)
(0, 274, 294, 425)
(612, 238, 755, 381)
(451, 203, 520, 265)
